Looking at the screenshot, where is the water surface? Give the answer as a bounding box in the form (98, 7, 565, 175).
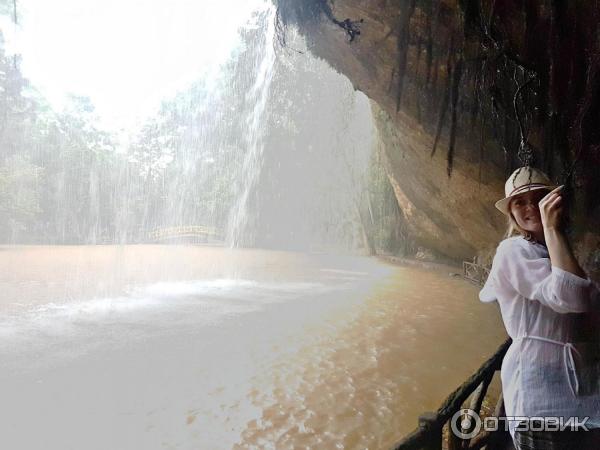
(0, 245, 506, 449)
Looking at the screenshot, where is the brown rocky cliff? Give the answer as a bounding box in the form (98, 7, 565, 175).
(276, 0, 600, 276)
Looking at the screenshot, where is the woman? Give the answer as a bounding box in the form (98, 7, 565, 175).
(479, 166, 600, 449)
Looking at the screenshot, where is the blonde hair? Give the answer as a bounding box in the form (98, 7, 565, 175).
(504, 211, 535, 241)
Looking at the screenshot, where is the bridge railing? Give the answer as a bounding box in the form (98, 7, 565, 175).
(147, 225, 224, 242)
(391, 338, 512, 450)
(463, 258, 490, 287)
(146, 225, 224, 241)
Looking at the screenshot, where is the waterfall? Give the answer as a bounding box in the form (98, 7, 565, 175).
(226, 3, 276, 248)
(0, 0, 375, 252)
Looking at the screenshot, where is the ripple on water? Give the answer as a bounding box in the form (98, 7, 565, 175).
(0, 247, 506, 450)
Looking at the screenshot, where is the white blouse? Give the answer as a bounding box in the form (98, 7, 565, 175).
(479, 235, 600, 438)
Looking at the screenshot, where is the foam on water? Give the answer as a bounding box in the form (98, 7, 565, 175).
(0, 277, 334, 348)
(140, 278, 327, 299)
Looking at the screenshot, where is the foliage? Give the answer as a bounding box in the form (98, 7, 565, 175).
(0, 8, 382, 253)
(0, 154, 43, 238)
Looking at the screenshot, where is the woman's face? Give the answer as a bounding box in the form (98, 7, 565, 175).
(509, 189, 548, 234)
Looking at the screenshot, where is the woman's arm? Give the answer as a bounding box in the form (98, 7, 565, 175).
(544, 228, 587, 278)
(494, 240, 592, 313)
(539, 186, 587, 278)
(482, 186, 596, 312)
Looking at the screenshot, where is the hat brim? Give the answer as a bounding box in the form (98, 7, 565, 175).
(495, 185, 557, 215)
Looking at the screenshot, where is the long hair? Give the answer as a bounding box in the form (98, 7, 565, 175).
(504, 211, 535, 241)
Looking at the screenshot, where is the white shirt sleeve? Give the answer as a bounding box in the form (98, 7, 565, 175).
(479, 270, 498, 303)
(493, 239, 594, 314)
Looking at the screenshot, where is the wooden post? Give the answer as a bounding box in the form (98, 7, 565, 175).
(460, 372, 493, 448)
(418, 412, 442, 450)
(493, 392, 505, 418)
(448, 425, 463, 450)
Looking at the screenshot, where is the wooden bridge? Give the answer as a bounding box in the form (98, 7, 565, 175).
(146, 225, 225, 244)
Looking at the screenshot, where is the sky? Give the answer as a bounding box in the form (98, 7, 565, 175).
(2, 0, 266, 132)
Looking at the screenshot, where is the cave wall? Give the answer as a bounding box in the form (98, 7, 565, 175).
(372, 103, 505, 261)
(277, 0, 600, 275)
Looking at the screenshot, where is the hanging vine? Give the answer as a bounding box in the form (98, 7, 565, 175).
(446, 56, 464, 177)
(430, 37, 454, 158)
(424, 0, 433, 87)
(513, 72, 536, 167)
(394, 0, 416, 113)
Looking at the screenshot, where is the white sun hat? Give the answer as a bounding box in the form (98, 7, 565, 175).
(494, 166, 558, 215)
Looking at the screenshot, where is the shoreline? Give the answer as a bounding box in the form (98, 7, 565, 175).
(376, 254, 463, 275)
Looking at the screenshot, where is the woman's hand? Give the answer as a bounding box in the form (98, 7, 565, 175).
(539, 185, 564, 230)
(539, 185, 587, 279)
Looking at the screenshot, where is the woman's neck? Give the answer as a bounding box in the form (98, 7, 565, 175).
(529, 230, 546, 246)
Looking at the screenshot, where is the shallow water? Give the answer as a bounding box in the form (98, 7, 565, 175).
(0, 245, 506, 449)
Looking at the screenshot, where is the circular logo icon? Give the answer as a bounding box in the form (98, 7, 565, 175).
(450, 408, 482, 439)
